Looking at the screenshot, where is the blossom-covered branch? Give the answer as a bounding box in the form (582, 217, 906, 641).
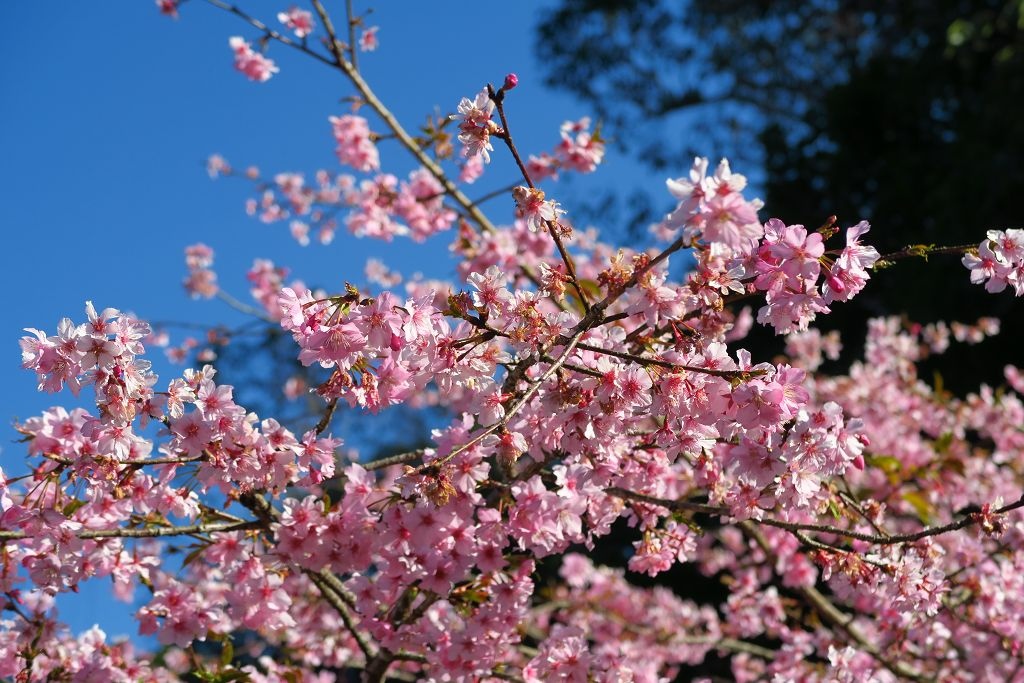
(6, 2, 1024, 681)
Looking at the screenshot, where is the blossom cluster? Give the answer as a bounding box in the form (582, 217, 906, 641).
(527, 117, 607, 181)
(329, 114, 379, 173)
(277, 6, 313, 38)
(228, 36, 279, 83)
(963, 228, 1024, 295)
(226, 158, 456, 244)
(451, 89, 498, 164)
(658, 157, 881, 333)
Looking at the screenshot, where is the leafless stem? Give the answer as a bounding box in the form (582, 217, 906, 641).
(608, 487, 1024, 546)
(309, 0, 497, 237)
(488, 84, 590, 312)
(363, 448, 427, 471)
(344, 0, 359, 69)
(216, 289, 275, 321)
(874, 242, 978, 267)
(0, 520, 260, 541)
(430, 325, 589, 470)
(575, 341, 766, 380)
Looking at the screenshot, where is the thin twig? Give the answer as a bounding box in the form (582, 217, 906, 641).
(608, 487, 1024, 546)
(429, 325, 589, 470)
(575, 341, 766, 380)
(472, 182, 519, 205)
(344, 0, 358, 69)
(0, 520, 260, 541)
(309, 0, 497, 237)
(307, 571, 376, 661)
(237, 492, 376, 661)
(203, 0, 336, 66)
(488, 84, 591, 312)
(314, 397, 339, 435)
(363, 448, 427, 471)
(874, 243, 978, 266)
(216, 289, 275, 322)
(41, 453, 204, 467)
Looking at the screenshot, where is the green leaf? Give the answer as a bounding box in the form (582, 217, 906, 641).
(866, 454, 901, 474)
(933, 432, 954, 455)
(578, 278, 603, 300)
(939, 457, 966, 476)
(947, 18, 974, 47)
(181, 545, 207, 569)
(902, 490, 934, 524)
(62, 499, 86, 517)
(220, 637, 234, 667)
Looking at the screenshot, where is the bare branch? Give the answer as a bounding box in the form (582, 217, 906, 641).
(608, 487, 1024, 546)
(0, 520, 260, 542)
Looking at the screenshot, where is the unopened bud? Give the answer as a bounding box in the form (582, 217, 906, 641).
(503, 73, 519, 91)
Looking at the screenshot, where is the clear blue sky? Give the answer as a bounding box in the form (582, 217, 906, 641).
(0, 0, 680, 642)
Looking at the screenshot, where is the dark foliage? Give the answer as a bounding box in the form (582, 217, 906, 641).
(537, 0, 1024, 391)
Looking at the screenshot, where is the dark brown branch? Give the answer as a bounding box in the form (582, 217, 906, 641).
(314, 397, 339, 435)
(874, 243, 978, 266)
(575, 341, 766, 380)
(488, 84, 591, 312)
(363, 449, 427, 471)
(608, 487, 1024, 546)
(0, 520, 260, 541)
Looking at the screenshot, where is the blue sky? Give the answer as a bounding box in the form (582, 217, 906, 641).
(0, 0, 683, 642)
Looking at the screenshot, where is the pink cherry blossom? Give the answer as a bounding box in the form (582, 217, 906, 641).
(228, 36, 279, 82)
(451, 88, 497, 163)
(964, 228, 1024, 295)
(329, 114, 379, 172)
(512, 185, 565, 232)
(278, 6, 314, 38)
(156, 0, 178, 19)
(358, 25, 379, 52)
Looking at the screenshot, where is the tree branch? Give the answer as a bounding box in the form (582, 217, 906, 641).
(309, 0, 497, 237)
(0, 520, 260, 542)
(608, 487, 1024, 546)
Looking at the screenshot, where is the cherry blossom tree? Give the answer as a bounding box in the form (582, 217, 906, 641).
(4, 2, 1024, 681)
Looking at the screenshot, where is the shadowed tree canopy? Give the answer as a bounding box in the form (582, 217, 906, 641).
(537, 0, 1024, 391)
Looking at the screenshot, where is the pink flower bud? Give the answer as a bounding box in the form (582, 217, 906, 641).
(503, 73, 519, 91)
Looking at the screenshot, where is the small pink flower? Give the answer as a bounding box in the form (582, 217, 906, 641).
(156, 0, 178, 19)
(451, 89, 497, 163)
(183, 244, 218, 299)
(206, 154, 230, 178)
(555, 117, 604, 173)
(277, 6, 314, 38)
(512, 186, 564, 232)
(459, 153, 485, 184)
(964, 228, 1024, 296)
(358, 25, 379, 52)
(328, 114, 379, 172)
(228, 37, 279, 83)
